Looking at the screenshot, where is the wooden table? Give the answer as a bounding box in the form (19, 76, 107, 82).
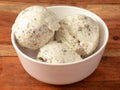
(0, 0, 120, 89)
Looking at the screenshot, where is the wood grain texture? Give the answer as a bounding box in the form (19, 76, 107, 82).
(1, 0, 120, 4)
(0, 0, 120, 89)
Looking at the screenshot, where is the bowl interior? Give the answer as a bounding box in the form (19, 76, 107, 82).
(12, 6, 109, 63)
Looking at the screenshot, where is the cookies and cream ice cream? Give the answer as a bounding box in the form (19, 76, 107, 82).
(37, 41, 82, 63)
(55, 14, 99, 57)
(12, 5, 100, 63)
(12, 6, 60, 50)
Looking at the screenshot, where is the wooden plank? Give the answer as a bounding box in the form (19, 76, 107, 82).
(86, 5, 120, 32)
(104, 48, 120, 57)
(106, 29, 120, 49)
(0, 56, 120, 89)
(0, 0, 120, 4)
(1, 44, 120, 57)
(0, 44, 17, 56)
(0, 11, 17, 44)
(0, 27, 12, 44)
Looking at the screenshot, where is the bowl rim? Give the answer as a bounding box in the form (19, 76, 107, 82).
(11, 5, 109, 66)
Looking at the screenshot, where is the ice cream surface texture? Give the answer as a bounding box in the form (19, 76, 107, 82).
(12, 6, 60, 50)
(55, 14, 99, 57)
(37, 41, 82, 64)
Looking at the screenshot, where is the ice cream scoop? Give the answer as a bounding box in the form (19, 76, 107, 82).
(55, 14, 99, 57)
(12, 6, 60, 50)
(37, 41, 82, 63)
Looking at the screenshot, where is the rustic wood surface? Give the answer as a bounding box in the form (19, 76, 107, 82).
(0, 0, 120, 90)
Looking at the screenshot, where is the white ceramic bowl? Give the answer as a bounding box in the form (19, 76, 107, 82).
(11, 6, 109, 85)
